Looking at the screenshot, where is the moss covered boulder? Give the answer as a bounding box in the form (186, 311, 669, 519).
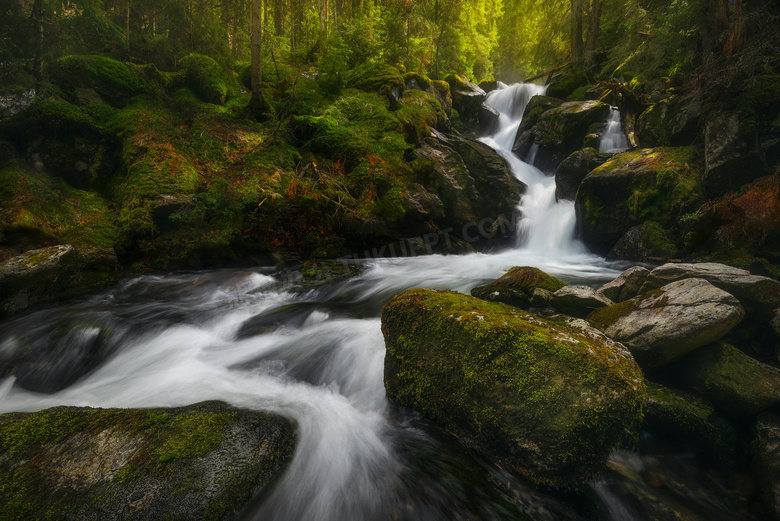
(545, 64, 589, 100)
(382, 288, 645, 488)
(445, 74, 486, 125)
(587, 278, 744, 370)
(470, 266, 567, 308)
(669, 343, 780, 418)
(574, 146, 706, 256)
(0, 244, 119, 318)
(180, 54, 233, 105)
(513, 100, 610, 172)
(643, 382, 736, 463)
(554, 147, 610, 201)
(47, 55, 145, 107)
(636, 92, 702, 148)
(0, 401, 295, 521)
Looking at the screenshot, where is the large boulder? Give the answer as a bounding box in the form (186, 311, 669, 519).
(574, 147, 705, 256)
(551, 285, 612, 318)
(0, 244, 119, 318)
(703, 111, 765, 196)
(382, 288, 645, 488)
(639, 262, 780, 319)
(477, 102, 500, 136)
(669, 343, 780, 418)
(180, 53, 235, 105)
(587, 278, 744, 370)
(46, 55, 145, 108)
(513, 100, 611, 172)
(643, 382, 736, 463)
(605, 221, 678, 263)
(554, 147, 610, 201)
(596, 266, 650, 302)
(0, 401, 296, 520)
(445, 75, 486, 124)
(636, 92, 702, 148)
(470, 266, 567, 308)
(545, 64, 589, 100)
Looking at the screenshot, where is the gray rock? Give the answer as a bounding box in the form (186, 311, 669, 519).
(478, 102, 500, 136)
(704, 111, 764, 195)
(588, 278, 744, 370)
(671, 343, 780, 418)
(531, 287, 554, 308)
(551, 285, 613, 318)
(597, 266, 650, 302)
(640, 262, 780, 319)
(773, 309, 780, 340)
(554, 147, 610, 201)
(636, 92, 702, 148)
(447, 77, 486, 124)
(0, 401, 296, 520)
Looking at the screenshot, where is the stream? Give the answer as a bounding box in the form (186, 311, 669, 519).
(0, 84, 760, 520)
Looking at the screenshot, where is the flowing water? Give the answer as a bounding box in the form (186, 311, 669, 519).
(599, 108, 629, 154)
(0, 84, 755, 520)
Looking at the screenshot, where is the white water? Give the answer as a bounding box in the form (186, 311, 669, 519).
(0, 84, 624, 520)
(599, 108, 629, 154)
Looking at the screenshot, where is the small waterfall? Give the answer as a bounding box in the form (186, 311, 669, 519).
(599, 108, 629, 154)
(480, 83, 586, 254)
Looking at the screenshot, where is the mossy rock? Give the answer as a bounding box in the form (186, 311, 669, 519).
(0, 401, 296, 520)
(643, 382, 736, 464)
(574, 146, 705, 255)
(301, 259, 363, 286)
(180, 54, 232, 105)
(606, 221, 679, 263)
(545, 64, 589, 100)
(3, 96, 104, 140)
(470, 266, 567, 308)
(403, 72, 432, 90)
(382, 288, 645, 489)
(347, 63, 404, 94)
(47, 55, 145, 107)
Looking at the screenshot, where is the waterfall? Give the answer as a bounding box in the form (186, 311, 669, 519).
(480, 83, 586, 254)
(599, 108, 629, 154)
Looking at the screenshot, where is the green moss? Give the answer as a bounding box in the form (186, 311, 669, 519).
(347, 63, 404, 93)
(586, 300, 638, 330)
(154, 412, 233, 464)
(180, 54, 233, 105)
(546, 65, 589, 100)
(47, 55, 145, 106)
(431, 80, 450, 97)
(382, 288, 645, 488)
(19, 248, 58, 267)
(403, 72, 432, 90)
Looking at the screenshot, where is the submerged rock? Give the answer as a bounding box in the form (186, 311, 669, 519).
(382, 288, 645, 488)
(470, 266, 567, 309)
(596, 266, 650, 302)
(0, 401, 296, 520)
(587, 278, 744, 370)
(669, 343, 780, 418)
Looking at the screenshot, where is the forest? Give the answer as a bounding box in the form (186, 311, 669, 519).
(2, 1, 780, 520)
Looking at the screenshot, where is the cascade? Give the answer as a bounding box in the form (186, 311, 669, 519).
(599, 107, 630, 153)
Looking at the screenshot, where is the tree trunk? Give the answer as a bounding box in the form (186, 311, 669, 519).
(584, 0, 601, 69)
(248, 0, 269, 120)
(274, 0, 283, 36)
(31, 0, 44, 82)
(571, 0, 584, 66)
(125, 1, 131, 57)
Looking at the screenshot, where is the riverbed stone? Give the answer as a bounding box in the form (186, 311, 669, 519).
(669, 343, 780, 418)
(382, 288, 645, 488)
(554, 148, 609, 201)
(551, 285, 612, 318)
(470, 266, 567, 308)
(596, 266, 650, 302)
(754, 412, 780, 520)
(587, 278, 744, 370)
(0, 401, 296, 521)
(639, 262, 780, 319)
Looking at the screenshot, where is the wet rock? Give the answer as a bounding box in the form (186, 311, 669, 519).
(639, 262, 780, 319)
(773, 310, 780, 341)
(554, 147, 609, 201)
(513, 100, 611, 172)
(428, 80, 452, 116)
(0, 401, 296, 520)
(301, 259, 363, 287)
(0, 245, 119, 318)
(574, 147, 705, 256)
(754, 412, 780, 520)
(478, 102, 500, 136)
(152, 194, 194, 232)
(643, 382, 736, 464)
(669, 343, 780, 418)
(0, 88, 36, 117)
(606, 222, 678, 263)
(596, 266, 650, 302)
(236, 303, 319, 339)
(382, 288, 644, 489)
(470, 266, 567, 309)
(531, 287, 554, 308)
(551, 285, 612, 318)
(587, 278, 744, 370)
(636, 92, 702, 148)
(446, 75, 486, 124)
(704, 111, 764, 195)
